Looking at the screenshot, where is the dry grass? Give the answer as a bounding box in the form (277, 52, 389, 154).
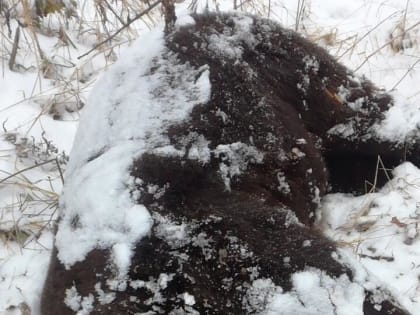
(0, 0, 164, 251)
(328, 154, 420, 256)
(0, 171, 60, 248)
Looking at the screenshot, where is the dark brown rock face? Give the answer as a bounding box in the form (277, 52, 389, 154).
(42, 13, 413, 314)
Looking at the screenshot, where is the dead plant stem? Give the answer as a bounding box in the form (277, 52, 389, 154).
(77, 0, 162, 59)
(0, 158, 59, 184)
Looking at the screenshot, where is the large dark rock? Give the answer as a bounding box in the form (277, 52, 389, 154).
(42, 13, 414, 314)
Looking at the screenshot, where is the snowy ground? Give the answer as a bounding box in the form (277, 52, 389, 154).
(1, 0, 420, 314)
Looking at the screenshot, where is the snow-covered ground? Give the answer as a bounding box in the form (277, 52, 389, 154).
(1, 0, 420, 314)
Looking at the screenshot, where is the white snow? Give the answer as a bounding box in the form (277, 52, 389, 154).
(277, 171, 291, 194)
(318, 162, 420, 313)
(78, 294, 94, 315)
(207, 14, 256, 60)
(64, 286, 82, 312)
(94, 283, 116, 305)
(214, 142, 264, 191)
(373, 93, 420, 142)
(153, 213, 189, 248)
(244, 270, 364, 315)
(183, 292, 196, 306)
(186, 133, 212, 164)
(64, 286, 95, 314)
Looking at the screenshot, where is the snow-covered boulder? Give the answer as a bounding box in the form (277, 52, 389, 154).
(41, 12, 415, 314)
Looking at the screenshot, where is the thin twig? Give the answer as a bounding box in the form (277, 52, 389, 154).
(77, 0, 162, 60)
(377, 155, 393, 185)
(102, 0, 126, 26)
(296, 0, 305, 32)
(390, 58, 420, 91)
(0, 159, 58, 184)
(9, 26, 20, 71)
(55, 158, 65, 184)
(354, 20, 420, 72)
(337, 11, 399, 61)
